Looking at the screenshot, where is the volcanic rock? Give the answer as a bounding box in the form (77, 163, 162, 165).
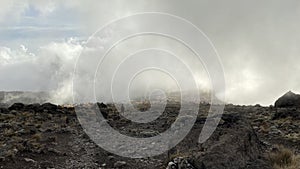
(114, 161, 127, 168)
(41, 103, 58, 110)
(0, 107, 8, 114)
(275, 91, 300, 108)
(190, 113, 272, 169)
(8, 103, 25, 111)
(272, 108, 300, 120)
(166, 157, 195, 169)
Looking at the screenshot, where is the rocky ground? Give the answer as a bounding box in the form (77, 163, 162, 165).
(0, 96, 300, 168)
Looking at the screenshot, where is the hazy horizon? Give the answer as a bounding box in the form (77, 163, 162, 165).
(0, 89, 296, 106)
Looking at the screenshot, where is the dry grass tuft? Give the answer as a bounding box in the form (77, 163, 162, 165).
(31, 133, 42, 142)
(260, 121, 270, 133)
(3, 128, 14, 137)
(268, 145, 300, 169)
(167, 151, 189, 161)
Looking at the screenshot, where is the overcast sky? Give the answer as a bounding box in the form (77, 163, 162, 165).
(0, 0, 300, 105)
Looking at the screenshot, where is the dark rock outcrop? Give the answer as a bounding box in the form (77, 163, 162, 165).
(0, 107, 8, 114)
(7, 103, 60, 114)
(275, 91, 300, 108)
(272, 108, 300, 120)
(41, 103, 58, 111)
(8, 103, 25, 111)
(189, 113, 272, 169)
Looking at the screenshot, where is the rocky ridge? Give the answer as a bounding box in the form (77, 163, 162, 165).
(0, 91, 299, 168)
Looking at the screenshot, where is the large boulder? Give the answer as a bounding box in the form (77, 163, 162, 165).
(275, 91, 300, 108)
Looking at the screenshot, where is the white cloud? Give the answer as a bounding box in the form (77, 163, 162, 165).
(0, 38, 83, 104)
(0, 45, 36, 65)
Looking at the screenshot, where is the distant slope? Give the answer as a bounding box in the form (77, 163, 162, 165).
(129, 90, 224, 105)
(0, 91, 49, 105)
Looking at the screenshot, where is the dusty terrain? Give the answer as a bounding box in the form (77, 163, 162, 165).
(0, 94, 300, 168)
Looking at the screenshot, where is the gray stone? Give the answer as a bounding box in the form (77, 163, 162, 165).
(114, 161, 127, 168)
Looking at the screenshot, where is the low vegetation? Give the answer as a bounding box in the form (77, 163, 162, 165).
(268, 145, 300, 169)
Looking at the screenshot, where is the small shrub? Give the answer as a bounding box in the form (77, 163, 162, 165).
(260, 121, 270, 133)
(167, 150, 189, 161)
(3, 128, 14, 137)
(31, 133, 42, 142)
(47, 136, 57, 143)
(268, 145, 300, 169)
(6, 149, 17, 159)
